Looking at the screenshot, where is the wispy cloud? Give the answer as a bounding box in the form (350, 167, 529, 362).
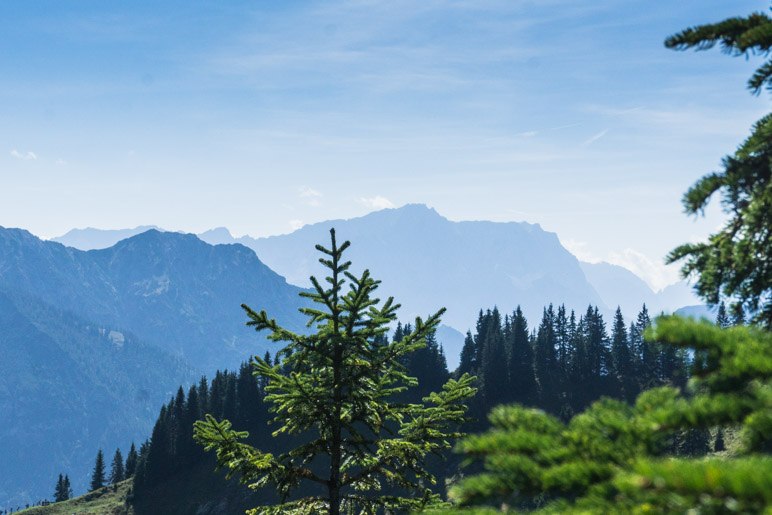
(561, 237, 681, 291)
(581, 129, 608, 147)
(560, 238, 599, 263)
(299, 186, 322, 207)
(517, 123, 581, 138)
(358, 195, 394, 210)
(10, 149, 38, 161)
(606, 248, 681, 292)
(289, 219, 304, 231)
(299, 186, 321, 198)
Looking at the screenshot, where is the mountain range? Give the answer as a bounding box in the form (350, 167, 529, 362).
(53, 205, 702, 332)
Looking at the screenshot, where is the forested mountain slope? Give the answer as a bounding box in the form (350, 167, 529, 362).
(0, 227, 308, 508)
(0, 289, 190, 508)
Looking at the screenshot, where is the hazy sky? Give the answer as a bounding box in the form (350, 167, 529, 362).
(2, 0, 769, 290)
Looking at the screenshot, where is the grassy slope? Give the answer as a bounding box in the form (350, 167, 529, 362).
(19, 480, 133, 515)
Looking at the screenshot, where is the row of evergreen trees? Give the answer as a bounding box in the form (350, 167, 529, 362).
(132, 362, 268, 498)
(458, 303, 692, 423)
(88, 445, 138, 490)
(49, 443, 138, 506)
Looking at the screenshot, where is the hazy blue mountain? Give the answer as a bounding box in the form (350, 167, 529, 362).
(198, 226, 237, 245)
(51, 225, 162, 250)
(436, 324, 465, 369)
(579, 261, 655, 316)
(0, 289, 191, 508)
(579, 261, 703, 317)
(674, 304, 715, 321)
(654, 281, 703, 314)
(0, 227, 307, 372)
(199, 204, 605, 332)
(0, 227, 309, 507)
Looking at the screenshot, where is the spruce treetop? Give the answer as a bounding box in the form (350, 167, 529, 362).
(195, 229, 476, 514)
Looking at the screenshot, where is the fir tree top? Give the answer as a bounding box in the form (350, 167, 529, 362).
(195, 229, 476, 514)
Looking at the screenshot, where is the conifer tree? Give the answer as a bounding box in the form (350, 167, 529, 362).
(479, 308, 508, 409)
(109, 449, 125, 485)
(63, 475, 72, 500)
(506, 306, 535, 406)
(184, 385, 202, 455)
(635, 305, 657, 389)
(665, 10, 772, 327)
(53, 474, 69, 502)
(533, 305, 559, 411)
(554, 305, 571, 384)
(90, 449, 106, 491)
(198, 376, 210, 414)
(125, 443, 138, 477)
(404, 328, 450, 399)
(733, 304, 747, 326)
(457, 331, 476, 377)
(194, 230, 476, 514)
(258, 352, 271, 391)
(715, 301, 731, 328)
(610, 307, 636, 402)
(443, 317, 772, 513)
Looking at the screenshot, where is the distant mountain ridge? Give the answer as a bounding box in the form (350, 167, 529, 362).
(49, 204, 703, 330)
(52, 225, 161, 250)
(579, 261, 700, 317)
(203, 204, 606, 330)
(3, 227, 307, 371)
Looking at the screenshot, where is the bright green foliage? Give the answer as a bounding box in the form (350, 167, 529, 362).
(441, 317, 771, 513)
(194, 229, 476, 514)
(611, 456, 772, 514)
(664, 10, 772, 328)
(664, 10, 772, 94)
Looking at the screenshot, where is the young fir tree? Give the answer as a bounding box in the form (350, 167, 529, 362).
(194, 230, 476, 514)
(90, 449, 106, 491)
(109, 448, 124, 485)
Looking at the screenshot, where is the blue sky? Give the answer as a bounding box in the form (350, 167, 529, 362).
(2, 0, 769, 289)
